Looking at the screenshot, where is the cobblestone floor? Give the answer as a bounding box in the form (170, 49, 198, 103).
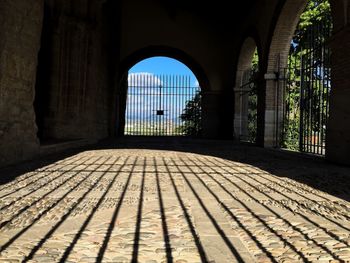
(0, 138, 349, 263)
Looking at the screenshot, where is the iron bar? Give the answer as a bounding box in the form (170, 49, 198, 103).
(125, 74, 201, 137)
(281, 17, 331, 155)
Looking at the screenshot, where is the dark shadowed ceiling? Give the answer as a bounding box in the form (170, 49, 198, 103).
(161, 0, 259, 23)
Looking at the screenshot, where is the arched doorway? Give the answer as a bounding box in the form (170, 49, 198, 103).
(266, 0, 333, 155)
(234, 38, 260, 143)
(280, 0, 332, 155)
(122, 57, 202, 137)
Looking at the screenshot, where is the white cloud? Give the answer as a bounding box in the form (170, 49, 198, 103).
(126, 72, 198, 122)
(128, 72, 163, 87)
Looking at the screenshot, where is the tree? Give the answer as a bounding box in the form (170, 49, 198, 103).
(247, 49, 259, 143)
(177, 92, 202, 136)
(293, 0, 331, 49)
(282, 0, 331, 151)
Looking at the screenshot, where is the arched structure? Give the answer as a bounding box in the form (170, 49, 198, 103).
(119, 46, 210, 91)
(234, 37, 259, 142)
(262, 0, 350, 163)
(116, 55, 203, 137)
(264, 0, 308, 147)
(1, 0, 350, 166)
(115, 48, 210, 137)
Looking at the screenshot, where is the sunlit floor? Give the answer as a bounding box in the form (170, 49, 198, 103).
(0, 138, 349, 263)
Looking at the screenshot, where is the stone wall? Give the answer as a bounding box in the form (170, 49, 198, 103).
(0, 0, 115, 167)
(327, 0, 350, 164)
(39, 1, 110, 141)
(0, 0, 43, 166)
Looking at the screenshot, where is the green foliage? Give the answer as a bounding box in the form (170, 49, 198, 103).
(292, 0, 331, 52)
(282, 0, 331, 151)
(251, 49, 259, 72)
(298, 0, 331, 29)
(177, 92, 202, 136)
(248, 90, 257, 143)
(247, 49, 259, 143)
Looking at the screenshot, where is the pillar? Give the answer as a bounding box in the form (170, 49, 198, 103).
(201, 90, 234, 139)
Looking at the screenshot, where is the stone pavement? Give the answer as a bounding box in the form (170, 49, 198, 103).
(0, 138, 349, 263)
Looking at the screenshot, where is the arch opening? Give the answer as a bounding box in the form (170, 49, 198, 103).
(265, 0, 333, 155)
(234, 38, 260, 144)
(121, 57, 202, 137)
(279, 0, 332, 155)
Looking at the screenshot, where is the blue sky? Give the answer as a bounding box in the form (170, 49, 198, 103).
(126, 57, 200, 124)
(129, 56, 198, 86)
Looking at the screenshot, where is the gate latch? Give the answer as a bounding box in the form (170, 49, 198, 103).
(156, 110, 164, 116)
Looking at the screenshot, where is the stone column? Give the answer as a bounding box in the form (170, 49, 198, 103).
(326, 25, 350, 165)
(233, 71, 249, 140)
(105, 0, 123, 138)
(263, 73, 284, 148)
(116, 74, 128, 136)
(201, 90, 234, 139)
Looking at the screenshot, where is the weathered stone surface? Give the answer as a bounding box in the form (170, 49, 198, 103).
(0, 0, 43, 166)
(0, 0, 111, 167)
(0, 139, 349, 262)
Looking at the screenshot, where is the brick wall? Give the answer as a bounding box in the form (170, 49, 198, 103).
(263, 0, 307, 147)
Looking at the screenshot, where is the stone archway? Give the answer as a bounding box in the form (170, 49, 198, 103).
(116, 46, 210, 137)
(119, 46, 210, 91)
(264, 0, 309, 148)
(264, 0, 350, 158)
(234, 37, 259, 142)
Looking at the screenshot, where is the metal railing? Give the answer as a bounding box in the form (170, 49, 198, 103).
(281, 17, 331, 155)
(125, 74, 201, 137)
(235, 68, 258, 143)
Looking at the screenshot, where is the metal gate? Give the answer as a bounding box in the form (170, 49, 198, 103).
(125, 74, 201, 136)
(281, 17, 331, 155)
(235, 68, 258, 143)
